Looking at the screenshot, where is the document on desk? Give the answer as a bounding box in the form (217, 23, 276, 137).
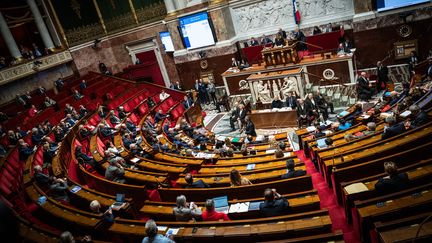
(130, 157, 140, 163)
(306, 126, 316, 132)
(167, 228, 179, 235)
(246, 164, 255, 170)
(344, 182, 369, 194)
(229, 202, 250, 213)
(284, 152, 291, 157)
(265, 149, 276, 154)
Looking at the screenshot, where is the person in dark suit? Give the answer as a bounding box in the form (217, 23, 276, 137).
(147, 96, 156, 109)
(304, 93, 319, 121)
(99, 124, 115, 138)
(244, 116, 257, 137)
(409, 105, 429, 128)
(277, 28, 287, 39)
(154, 110, 168, 123)
(312, 26, 322, 35)
(292, 28, 307, 51)
(315, 91, 333, 120)
(259, 188, 289, 217)
(271, 96, 283, 108)
(231, 57, 241, 68)
(260, 34, 273, 45)
(376, 61, 389, 91)
(249, 37, 259, 46)
(229, 103, 239, 131)
(274, 33, 285, 47)
(182, 95, 193, 109)
(184, 173, 210, 188)
(382, 116, 408, 140)
(375, 161, 409, 193)
(285, 92, 297, 109)
(297, 99, 310, 127)
(237, 104, 247, 128)
(343, 37, 353, 53)
(281, 159, 306, 179)
(357, 72, 373, 101)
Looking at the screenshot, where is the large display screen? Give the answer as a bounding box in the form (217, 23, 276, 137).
(159, 31, 175, 52)
(376, 0, 429, 12)
(179, 12, 215, 49)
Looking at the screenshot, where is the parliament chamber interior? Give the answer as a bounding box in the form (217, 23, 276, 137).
(1, 0, 432, 242)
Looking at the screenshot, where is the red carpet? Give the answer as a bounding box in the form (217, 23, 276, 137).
(296, 150, 361, 243)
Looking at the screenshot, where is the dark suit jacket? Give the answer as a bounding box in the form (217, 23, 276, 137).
(259, 198, 289, 217)
(377, 66, 389, 83)
(281, 169, 306, 179)
(154, 112, 167, 123)
(411, 111, 429, 127)
(382, 123, 406, 140)
(375, 173, 409, 193)
(183, 98, 193, 109)
(245, 121, 257, 137)
(304, 98, 318, 116)
(297, 104, 308, 118)
(185, 179, 210, 188)
(238, 109, 247, 121)
(286, 96, 297, 109)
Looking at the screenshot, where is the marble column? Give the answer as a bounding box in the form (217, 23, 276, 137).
(174, 0, 187, 10)
(353, 0, 373, 14)
(27, 0, 55, 50)
(208, 0, 235, 42)
(163, 0, 176, 14)
(0, 11, 22, 59)
(165, 20, 184, 51)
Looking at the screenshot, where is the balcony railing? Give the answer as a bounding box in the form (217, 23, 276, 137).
(0, 50, 73, 86)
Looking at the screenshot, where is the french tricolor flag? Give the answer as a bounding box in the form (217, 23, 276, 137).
(292, 0, 301, 25)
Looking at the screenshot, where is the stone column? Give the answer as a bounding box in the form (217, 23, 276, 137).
(0, 11, 22, 59)
(174, 0, 187, 10)
(163, 0, 176, 14)
(208, 0, 235, 42)
(27, 0, 55, 50)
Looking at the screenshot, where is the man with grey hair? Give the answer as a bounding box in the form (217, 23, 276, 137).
(382, 116, 407, 140)
(141, 219, 174, 243)
(353, 122, 376, 139)
(409, 105, 429, 127)
(173, 195, 201, 221)
(105, 158, 126, 183)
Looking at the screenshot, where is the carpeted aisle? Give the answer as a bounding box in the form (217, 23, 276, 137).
(295, 150, 361, 243)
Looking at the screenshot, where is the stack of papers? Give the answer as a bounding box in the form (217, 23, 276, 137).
(283, 152, 291, 157)
(194, 153, 215, 159)
(265, 149, 276, 154)
(255, 135, 264, 141)
(399, 110, 411, 118)
(338, 111, 350, 117)
(229, 202, 250, 213)
(130, 157, 140, 163)
(306, 126, 316, 132)
(344, 182, 369, 194)
(246, 164, 256, 170)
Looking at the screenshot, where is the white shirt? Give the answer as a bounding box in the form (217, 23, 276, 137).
(159, 92, 170, 101)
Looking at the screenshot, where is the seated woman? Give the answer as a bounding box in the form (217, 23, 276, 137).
(202, 199, 230, 221)
(173, 195, 202, 222)
(230, 169, 252, 187)
(375, 161, 409, 193)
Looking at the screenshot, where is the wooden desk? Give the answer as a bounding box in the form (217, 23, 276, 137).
(158, 175, 312, 202)
(249, 110, 297, 129)
(139, 193, 320, 221)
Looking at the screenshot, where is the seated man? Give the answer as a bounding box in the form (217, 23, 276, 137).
(375, 161, 409, 193)
(31, 128, 44, 145)
(184, 173, 210, 188)
(173, 195, 202, 221)
(99, 124, 116, 138)
(409, 105, 429, 128)
(142, 219, 175, 243)
(382, 116, 408, 140)
(353, 122, 376, 139)
(285, 91, 297, 109)
(49, 177, 69, 201)
(154, 110, 168, 123)
(118, 106, 128, 120)
(109, 110, 122, 126)
(281, 159, 306, 179)
(89, 200, 114, 223)
(105, 158, 126, 183)
(202, 199, 230, 221)
(296, 99, 310, 128)
(72, 89, 84, 100)
(18, 139, 35, 161)
(33, 165, 53, 187)
(259, 188, 289, 217)
(271, 96, 283, 109)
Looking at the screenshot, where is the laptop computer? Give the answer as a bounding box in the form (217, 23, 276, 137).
(111, 193, 126, 210)
(213, 196, 229, 214)
(317, 138, 328, 149)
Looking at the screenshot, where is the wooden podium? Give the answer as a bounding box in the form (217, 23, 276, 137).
(261, 42, 300, 67)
